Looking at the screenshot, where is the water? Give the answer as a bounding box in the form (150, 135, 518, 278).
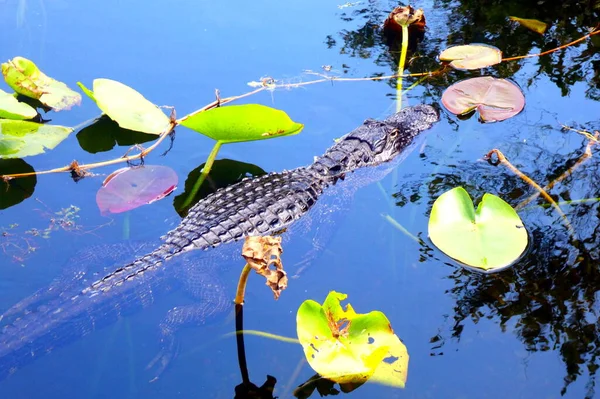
(0, 0, 599, 398)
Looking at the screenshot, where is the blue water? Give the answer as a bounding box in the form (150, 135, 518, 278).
(1, 0, 599, 398)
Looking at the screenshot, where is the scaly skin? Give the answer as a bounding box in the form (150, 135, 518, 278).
(0, 104, 439, 380)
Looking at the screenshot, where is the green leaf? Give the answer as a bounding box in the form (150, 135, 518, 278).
(180, 104, 304, 143)
(297, 291, 409, 388)
(439, 44, 502, 70)
(77, 79, 171, 135)
(1, 57, 81, 111)
(508, 16, 548, 34)
(428, 187, 528, 272)
(441, 76, 525, 122)
(0, 120, 74, 158)
(0, 89, 37, 120)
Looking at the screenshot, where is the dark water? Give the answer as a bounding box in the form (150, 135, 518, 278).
(0, 0, 599, 398)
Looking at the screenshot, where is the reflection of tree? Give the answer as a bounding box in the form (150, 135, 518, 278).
(393, 137, 600, 398)
(326, 0, 599, 98)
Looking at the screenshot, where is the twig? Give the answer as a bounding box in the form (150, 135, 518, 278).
(516, 130, 600, 210)
(484, 149, 576, 237)
(502, 26, 600, 62)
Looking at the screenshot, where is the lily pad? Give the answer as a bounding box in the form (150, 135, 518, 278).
(441, 76, 525, 122)
(0, 89, 37, 120)
(78, 79, 171, 135)
(428, 187, 528, 272)
(0, 120, 74, 159)
(76, 115, 157, 154)
(297, 291, 409, 388)
(439, 44, 502, 70)
(0, 159, 36, 209)
(2, 57, 81, 111)
(180, 104, 303, 143)
(509, 16, 548, 34)
(96, 165, 178, 215)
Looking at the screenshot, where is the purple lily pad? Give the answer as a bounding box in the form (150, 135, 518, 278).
(97, 165, 178, 215)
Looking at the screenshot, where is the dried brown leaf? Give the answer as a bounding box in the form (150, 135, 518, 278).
(242, 236, 288, 300)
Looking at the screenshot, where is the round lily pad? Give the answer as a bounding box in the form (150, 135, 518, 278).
(428, 187, 528, 272)
(441, 76, 525, 122)
(96, 165, 178, 215)
(439, 44, 502, 70)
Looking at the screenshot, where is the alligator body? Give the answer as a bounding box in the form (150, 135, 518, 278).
(0, 104, 439, 380)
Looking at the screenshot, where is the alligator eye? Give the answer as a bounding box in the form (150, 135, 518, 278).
(389, 128, 399, 139)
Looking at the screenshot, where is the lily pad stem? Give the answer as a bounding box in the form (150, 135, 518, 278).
(396, 24, 409, 112)
(180, 140, 223, 209)
(234, 263, 252, 384)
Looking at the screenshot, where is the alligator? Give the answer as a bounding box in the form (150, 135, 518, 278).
(0, 104, 439, 382)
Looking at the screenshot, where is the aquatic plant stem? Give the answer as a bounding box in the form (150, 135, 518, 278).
(516, 130, 599, 210)
(180, 140, 223, 210)
(234, 263, 252, 385)
(502, 26, 600, 62)
(396, 24, 409, 112)
(484, 149, 576, 238)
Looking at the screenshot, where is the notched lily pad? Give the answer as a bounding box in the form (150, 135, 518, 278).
(0, 89, 37, 120)
(180, 104, 304, 143)
(439, 44, 502, 70)
(441, 76, 525, 122)
(1, 57, 81, 111)
(0, 120, 74, 158)
(96, 165, 178, 215)
(428, 187, 528, 273)
(78, 79, 171, 135)
(297, 291, 409, 389)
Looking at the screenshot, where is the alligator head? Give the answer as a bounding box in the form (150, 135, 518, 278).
(311, 104, 439, 178)
(358, 104, 439, 165)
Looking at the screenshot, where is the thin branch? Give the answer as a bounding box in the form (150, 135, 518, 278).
(484, 149, 576, 237)
(516, 130, 600, 210)
(502, 26, 600, 62)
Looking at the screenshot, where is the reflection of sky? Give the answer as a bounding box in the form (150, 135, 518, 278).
(0, 1, 597, 398)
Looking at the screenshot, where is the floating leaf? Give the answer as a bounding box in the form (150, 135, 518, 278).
(76, 115, 157, 154)
(0, 120, 74, 158)
(428, 187, 528, 273)
(0, 159, 36, 209)
(439, 44, 502, 70)
(78, 79, 171, 135)
(441, 76, 525, 122)
(1, 57, 81, 111)
(180, 104, 303, 143)
(509, 16, 548, 34)
(96, 165, 178, 215)
(0, 89, 37, 120)
(297, 291, 409, 388)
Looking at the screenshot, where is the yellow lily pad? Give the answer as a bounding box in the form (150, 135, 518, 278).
(296, 291, 409, 388)
(439, 44, 502, 70)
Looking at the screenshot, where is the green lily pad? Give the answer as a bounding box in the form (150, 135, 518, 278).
(439, 44, 502, 70)
(180, 104, 303, 143)
(2, 57, 81, 111)
(428, 187, 528, 272)
(297, 291, 409, 388)
(78, 79, 171, 135)
(0, 120, 74, 159)
(0, 89, 37, 120)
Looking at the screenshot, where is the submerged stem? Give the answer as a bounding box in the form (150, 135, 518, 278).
(235, 263, 252, 384)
